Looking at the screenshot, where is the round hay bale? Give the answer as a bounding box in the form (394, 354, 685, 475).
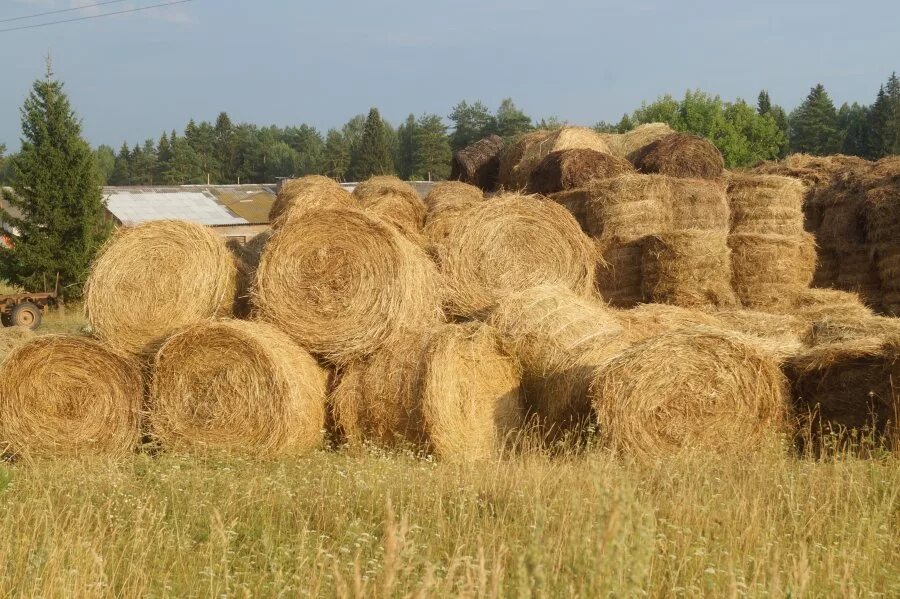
(0, 335, 142, 459)
(583, 175, 674, 240)
(712, 309, 810, 361)
(596, 237, 644, 307)
(360, 191, 427, 234)
(590, 327, 790, 457)
(488, 286, 627, 435)
(787, 288, 874, 321)
(424, 181, 484, 218)
(728, 233, 815, 309)
(614, 303, 723, 341)
(254, 207, 443, 365)
(602, 123, 677, 162)
(85, 220, 238, 355)
(420, 322, 525, 462)
(634, 133, 725, 180)
(726, 173, 805, 236)
(785, 337, 900, 449)
(352, 175, 420, 203)
(450, 135, 504, 191)
(750, 153, 870, 188)
(149, 320, 326, 457)
(438, 194, 596, 318)
(423, 204, 476, 248)
(0, 326, 34, 364)
(641, 232, 737, 309)
(498, 127, 612, 190)
(669, 178, 729, 232)
(270, 175, 351, 225)
(526, 149, 635, 195)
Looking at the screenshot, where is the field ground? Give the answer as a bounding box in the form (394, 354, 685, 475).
(0, 309, 898, 597)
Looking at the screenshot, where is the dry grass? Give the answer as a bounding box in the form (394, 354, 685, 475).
(0, 335, 142, 460)
(601, 122, 676, 162)
(269, 175, 353, 226)
(450, 134, 504, 191)
(728, 233, 815, 309)
(633, 133, 725, 180)
(726, 172, 805, 236)
(149, 320, 327, 457)
(85, 220, 237, 355)
(641, 231, 737, 308)
(526, 149, 634, 195)
(498, 127, 611, 190)
(0, 326, 34, 363)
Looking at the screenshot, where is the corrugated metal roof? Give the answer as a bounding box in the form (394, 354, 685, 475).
(206, 187, 274, 224)
(105, 190, 248, 226)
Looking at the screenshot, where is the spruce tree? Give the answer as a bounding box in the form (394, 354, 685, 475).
(867, 86, 892, 158)
(322, 129, 350, 181)
(354, 108, 393, 179)
(885, 72, 900, 154)
(837, 103, 870, 157)
(789, 84, 840, 155)
(412, 114, 451, 180)
(757, 90, 772, 115)
(0, 62, 110, 298)
(396, 114, 417, 179)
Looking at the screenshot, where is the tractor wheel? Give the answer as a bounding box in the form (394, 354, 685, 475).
(11, 302, 41, 330)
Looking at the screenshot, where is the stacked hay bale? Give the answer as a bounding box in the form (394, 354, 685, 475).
(864, 159, 900, 315)
(726, 173, 816, 310)
(633, 133, 725, 180)
(601, 122, 676, 163)
(352, 176, 428, 244)
(450, 134, 504, 191)
(497, 127, 611, 190)
(270, 175, 355, 228)
(526, 149, 634, 195)
(422, 181, 484, 247)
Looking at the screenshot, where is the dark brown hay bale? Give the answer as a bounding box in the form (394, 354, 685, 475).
(548, 188, 592, 229)
(728, 233, 815, 309)
(726, 173, 805, 236)
(633, 133, 725, 180)
(450, 135, 504, 191)
(0, 327, 34, 364)
(596, 238, 644, 307)
(437, 194, 596, 318)
(835, 246, 883, 307)
(527, 149, 635, 195)
(270, 176, 353, 226)
(487, 286, 628, 435)
(498, 127, 612, 190)
(590, 327, 790, 457)
(813, 248, 839, 288)
(0, 336, 142, 459)
(420, 322, 525, 462)
(254, 207, 443, 365)
(85, 220, 238, 355)
(423, 181, 484, 218)
(641, 231, 737, 309)
(602, 122, 677, 162)
(149, 320, 327, 457)
(785, 337, 899, 447)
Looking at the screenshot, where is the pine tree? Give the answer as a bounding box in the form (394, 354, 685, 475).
(0, 62, 110, 298)
(412, 113, 451, 180)
(789, 84, 841, 155)
(354, 108, 394, 179)
(110, 142, 131, 185)
(322, 129, 350, 181)
(837, 103, 870, 157)
(396, 114, 417, 179)
(867, 86, 892, 158)
(214, 112, 236, 182)
(156, 132, 172, 182)
(757, 90, 790, 157)
(885, 72, 900, 155)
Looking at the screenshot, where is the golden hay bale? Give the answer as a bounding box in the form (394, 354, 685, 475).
(487, 286, 627, 434)
(726, 173, 805, 236)
(0, 336, 142, 459)
(424, 181, 484, 217)
(0, 327, 34, 363)
(254, 207, 443, 365)
(603, 123, 677, 162)
(712, 309, 810, 361)
(269, 175, 352, 225)
(804, 314, 900, 346)
(750, 153, 871, 188)
(526, 149, 635, 195)
(669, 178, 730, 232)
(498, 127, 612, 190)
(352, 175, 420, 203)
(419, 323, 525, 462)
(423, 205, 474, 248)
(728, 233, 815, 309)
(633, 133, 725, 180)
(641, 232, 737, 308)
(149, 320, 327, 457)
(590, 327, 790, 457)
(451, 135, 504, 191)
(330, 333, 429, 447)
(583, 174, 674, 240)
(786, 288, 875, 321)
(85, 220, 238, 355)
(227, 231, 273, 319)
(614, 303, 723, 341)
(437, 194, 596, 318)
(360, 191, 427, 233)
(596, 238, 644, 307)
(785, 337, 899, 447)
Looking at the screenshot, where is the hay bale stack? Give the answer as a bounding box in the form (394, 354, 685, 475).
(669, 178, 730, 231)
(86, 220, 238, 355)
(603, 122, 676, 163)
(728, 232, 816, 309)
(633, 133, 725, 180)
(750, 153, 871, 188)
(786, 337, 899, 448)
(352, 176, 427, 237)
(804, 314, 900, 346)
(0, 336, 142, 459)
(254, 207, 443, 365)
(866, 183, 900, 315)
(487, 286, 628, 435)
(526, 149, 634, 195)
(712, 310, 810, 361)
(498, 127, 611, 190)
(590, 327, 790, 458)
(614, 303, 723, 341)
(270, 176, 354, 227)
(726, 173, 805, 236)
(641, 232, 737, 308)
(437, 194, 596, 318)
(0, 327, 34, 363)
(450, 135, 504, 191)
(149, 320, 327, 457)
(787, 288, 874, 321)
(419, 323, 525, 462)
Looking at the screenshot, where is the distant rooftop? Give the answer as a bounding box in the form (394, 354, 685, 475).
(102, 185, 276, 227)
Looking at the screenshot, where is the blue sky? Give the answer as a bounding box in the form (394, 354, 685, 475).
(1, 0, 898, 149)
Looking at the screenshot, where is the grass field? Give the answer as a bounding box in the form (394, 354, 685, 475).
(1, 310, 898, 597)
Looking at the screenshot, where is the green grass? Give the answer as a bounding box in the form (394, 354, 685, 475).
(0, 447, 897, 597)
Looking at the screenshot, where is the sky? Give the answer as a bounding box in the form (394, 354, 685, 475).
(1, 0, 898, 150)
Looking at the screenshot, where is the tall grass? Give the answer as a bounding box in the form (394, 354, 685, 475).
(0, 445, 897, 597)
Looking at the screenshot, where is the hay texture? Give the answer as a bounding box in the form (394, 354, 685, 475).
(254, 207, 442, 365)
(270, 175, 353, 226)
(419, 323, 525, 462)
(787, 288, 874, 321)
(85, 220, 238, 355)
(0, 336, 142, 459)
(527, 149, 634, 195)
(641, 232, 737, 308)
(0, 327, 34, 363)
(804, 314, 900, 346)
(498, 127, 611, 190)
(450, 134, 504, 191)
(603, 122, 676, 162)
(149, 320, 327, 457)
(786, 337, 899, 447)
(712, 310, 810, 361)
(352, 175, 420, 203)
(866, 182, 900, 315)
(583, 175, 674, 240)
(590, 327, 790, 458)
(726, 173, 805, 236)
(728, 233, 815, 309)
(750, 153, 871, 188)
(424, 181, 484, 217)
(488, 286, 627, 435)
(438, 194, 596, 318)
(614, 303, 723, 340)
(669, 178, 730, 231)
(633, 133, 725, 180)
